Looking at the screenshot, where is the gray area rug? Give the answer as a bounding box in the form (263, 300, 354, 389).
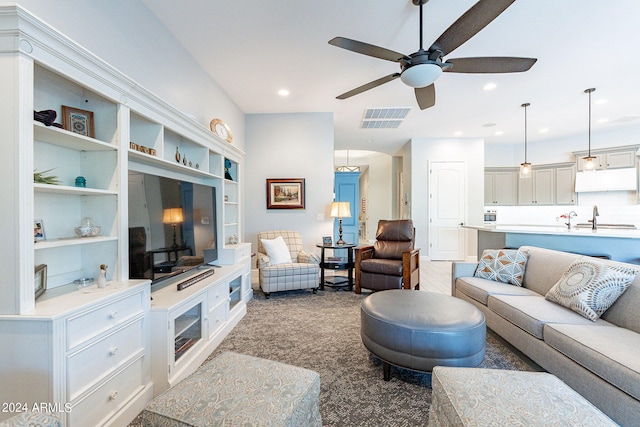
(131, 289, 534, 426)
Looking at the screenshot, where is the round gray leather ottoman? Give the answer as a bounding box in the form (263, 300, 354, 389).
(361, 290, 486, 381)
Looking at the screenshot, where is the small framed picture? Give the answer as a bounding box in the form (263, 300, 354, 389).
(34, 264, 47, 299)
(322, 236, 332, 246)
(34, 219, 45, 242)
(62, 105, 95, 138)
(266, 178, 305, 209)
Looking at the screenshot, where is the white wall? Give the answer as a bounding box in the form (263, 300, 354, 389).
(244, 113, 335, 254)
(406, 138, 485, 259)
(16, 0, 245, 151)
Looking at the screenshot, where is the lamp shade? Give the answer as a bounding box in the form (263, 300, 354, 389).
(400, 63, 442, 88)
(330, 201, 351, 218)
(162, 207, 184, 224)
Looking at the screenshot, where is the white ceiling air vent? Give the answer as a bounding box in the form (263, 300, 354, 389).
(361, 108, 411, 129)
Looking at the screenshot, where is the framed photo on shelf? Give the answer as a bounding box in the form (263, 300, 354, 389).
(266, 178, 305, 209)
(34, 219, 45, 242)
(322, 236, 332, 246)
(34, 264, 47, 299)
(62, 105, 95, 138)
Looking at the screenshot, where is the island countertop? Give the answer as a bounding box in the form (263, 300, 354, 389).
(464, 224, 640, 239)
(465, 224, 640, 264)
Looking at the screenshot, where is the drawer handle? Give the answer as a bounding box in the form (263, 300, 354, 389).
(110, 346, 118, 356)
(109, 311, 118, 319)
(110, 391, 118, 401)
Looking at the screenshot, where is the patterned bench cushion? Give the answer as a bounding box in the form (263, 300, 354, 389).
(143, 351, 322, 427)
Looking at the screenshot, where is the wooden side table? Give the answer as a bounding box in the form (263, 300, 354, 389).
(316, 243, 355, 291)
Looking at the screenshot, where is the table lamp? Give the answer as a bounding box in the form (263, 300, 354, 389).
(163, 207, 184, 248)
(330, 201, 351, 245)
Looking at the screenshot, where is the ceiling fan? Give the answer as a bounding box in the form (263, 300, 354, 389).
(329, 0, 537, 110)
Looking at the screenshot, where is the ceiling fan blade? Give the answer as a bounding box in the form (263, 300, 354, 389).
(431, 0, 516, 56)
(336, 73, 400, 100)
(415, 84, 436, 110)
(329, 37, 406, 63)
(445, 57, 537, 73)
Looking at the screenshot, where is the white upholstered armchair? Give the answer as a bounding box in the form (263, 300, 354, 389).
(257, 230, 320, 298)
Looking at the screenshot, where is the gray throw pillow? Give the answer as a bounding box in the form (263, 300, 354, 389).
(545, 258, 639, 321)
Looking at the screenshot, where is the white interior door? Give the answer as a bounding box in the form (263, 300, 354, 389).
(429, 161, 466, 261)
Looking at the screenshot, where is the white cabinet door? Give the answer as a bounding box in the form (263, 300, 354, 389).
(485, 170, 516, 205)
(494, 171, 517, 205)
(484, 172, 495, 205)
(518, 168, 554, 205)
(534, 168, 555, 205)
(577, 154, 604, 171)
(556, 166, 577, 205)
(517, 174, 534, 205)
(606, 151, 636, 169)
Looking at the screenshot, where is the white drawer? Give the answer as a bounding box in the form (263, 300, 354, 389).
(236, 244, 251, 261)
(207, 282, 227, 309)
(67, 318, 144, 401)
(68, 357, 145, 427)
(207, 302, 228, 339)
(67, 292, 144, 350)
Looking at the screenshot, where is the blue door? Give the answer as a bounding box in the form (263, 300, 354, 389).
(334, 172, 359, 245)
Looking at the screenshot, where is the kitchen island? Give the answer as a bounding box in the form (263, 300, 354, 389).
(465, 224, 640, 265)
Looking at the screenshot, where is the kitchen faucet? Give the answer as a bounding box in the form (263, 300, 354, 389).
(591, 205, 600, 230)
(565, 211, 577, 229)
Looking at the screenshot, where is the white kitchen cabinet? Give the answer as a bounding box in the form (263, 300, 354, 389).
(555, 164, 577, 205)
(574, 145, 639, 171)
(518, 167, 555, 205)
(606, 151, 636, 169)
(484, 169, 517, 206)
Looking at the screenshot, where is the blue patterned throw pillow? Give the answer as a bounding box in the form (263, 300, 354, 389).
(474, 249, 529, 286)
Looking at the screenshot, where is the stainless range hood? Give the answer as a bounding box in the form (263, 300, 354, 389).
(575, 168, 637, 192)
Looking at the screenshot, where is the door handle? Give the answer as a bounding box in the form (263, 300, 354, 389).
(459, 222, 464, 226)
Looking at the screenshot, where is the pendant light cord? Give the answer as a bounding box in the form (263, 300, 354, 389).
(585, 88, 595, 156)
(522, 103, 530, 163)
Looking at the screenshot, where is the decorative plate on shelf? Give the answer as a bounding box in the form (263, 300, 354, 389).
(210, 118, 233, 143)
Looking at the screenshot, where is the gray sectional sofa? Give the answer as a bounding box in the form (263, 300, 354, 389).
(452, 245, 640, 427)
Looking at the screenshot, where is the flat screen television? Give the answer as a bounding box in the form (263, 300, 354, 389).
(128, 171, 218, 286)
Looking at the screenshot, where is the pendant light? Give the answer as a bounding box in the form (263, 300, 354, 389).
(583, 88, 597, 172)
(519, 103, 532, 178)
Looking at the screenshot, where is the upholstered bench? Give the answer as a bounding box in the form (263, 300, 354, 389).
(143, 351, 322, 426)
(428, 367, 617, 426)
(361, 290, 486, 381)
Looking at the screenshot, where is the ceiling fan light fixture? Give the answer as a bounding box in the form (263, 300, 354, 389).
(400, 63, 442, 88)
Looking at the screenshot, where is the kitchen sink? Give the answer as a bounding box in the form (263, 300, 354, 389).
(574, 223, 637, 230)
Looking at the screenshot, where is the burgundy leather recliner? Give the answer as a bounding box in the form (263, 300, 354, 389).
(354, 219, 420, 294)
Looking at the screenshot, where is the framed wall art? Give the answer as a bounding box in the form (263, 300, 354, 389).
(62, 105, 95, 138)
(266, 178, 305, 209)
(34, 219, 45, 242)
(34, 264, 47, 299)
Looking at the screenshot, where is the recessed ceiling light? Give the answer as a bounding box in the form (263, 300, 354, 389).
(454, 131, 463, 136)
(539, 128, 549, 133)
(278, 89, 290, 97)
(483, 83, 497, 91)
(495, 131, 504, 136)
(595, 99, 608, 105)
